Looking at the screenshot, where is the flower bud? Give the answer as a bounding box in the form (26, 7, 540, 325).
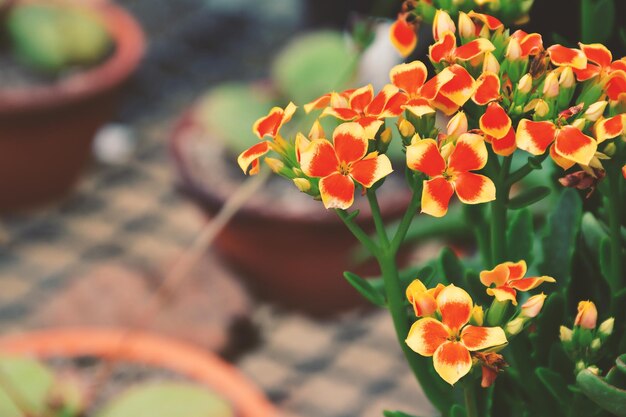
(560, 325, 573, 342)
(534, 99, 550, 117)
(446, 111, 468, 138)
(505, 38, 522, 61)
(543, 72, 560, 98)
(590, 338, 602, 351)
(405, 279, 438, 317)
(471, 305, 484, 326)
(458, 12, 476, 40)
(380, 127, 392, 145)
(264, 157, 284, 174)
(518, 73, 533, 94)
(308, 120, 325, 140)
(584, 101, 608, 121)
(506, 317, 525, 336)
(598, 317, 614, 337)
(559, 67, 575, 88)
(483, 52, 500, 74)
(571, 118, 587, 130)
(398, 118, 415, 138)
(604, 142, 616, 156)
(433, 10, 455, 41)
(574, 300, 598, 329)
(293, 178, 311, 192)
(521, 293, 546, 318)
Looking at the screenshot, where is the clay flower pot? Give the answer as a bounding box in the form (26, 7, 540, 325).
(0, 0, 144, 211)
(0, 327, 277, 417)
(169, 109, 411, 316)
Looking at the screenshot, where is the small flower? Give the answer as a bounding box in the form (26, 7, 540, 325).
(574, 300, 598, 329)
(520, 293, 547, 318)
(475, 352, 507, 388)
(298, 122, 393, 209)
(405, 279, 444, 317)
(429, 31, 495, 65)
(509, 30, 544, 58)
(407, 133, 496, 217)
(406, 285, 507, 385)
(238, 102, 297, 175)
(479, 261, 555, 305)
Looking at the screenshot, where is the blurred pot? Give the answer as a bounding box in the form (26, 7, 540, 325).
(169, 108, 411, 317)
(0, 0, 144, 211)
(0, 327, 277, 417)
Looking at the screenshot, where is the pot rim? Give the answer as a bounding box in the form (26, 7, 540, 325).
(0, 327, 277, 417)
(0, 0, 145, 115)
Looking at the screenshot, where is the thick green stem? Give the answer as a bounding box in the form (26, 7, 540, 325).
(490, 156, 512, 266)
(464, 383, 479, 417)
(367, 189, 390, 247)
(391, 187, 422, 253)
(336, 209, 379, 256)
(606, 166, 623, 292)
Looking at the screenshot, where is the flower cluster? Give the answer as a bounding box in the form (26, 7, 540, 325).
(405, 260, 554, 386)
(239, 9, 625, 214)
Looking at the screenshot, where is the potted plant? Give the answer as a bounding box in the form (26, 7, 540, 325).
(0, 327, 277, 417)
(0, 0, 144, 211)
(236, 2, 626, 415)
(169, 29, 413, 316)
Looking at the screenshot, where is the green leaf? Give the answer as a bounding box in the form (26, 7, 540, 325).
(537, 189, 583, 289)
(97, 382, 234, 417)
(536, 367, 571, 409)
(600, 237, 613, 287)
(343, 271, 386, 307)
(439, 247, 464, 285)
(508, 186, 551, 209)
(576, 369, 626, 417)
(506, 208, 534, 264)
(581, 0, 615, 43)
(383, 410, 421, 417)
(449, 404, 466, 417)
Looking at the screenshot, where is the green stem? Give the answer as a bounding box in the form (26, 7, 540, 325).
(606, 165, 623, 292)
(367, 189, 390, 247)
(336, 209, 379, 256)
(464, 383, 479, 417)
(391, 187, 422, 253)
(490, 156, 512, 266)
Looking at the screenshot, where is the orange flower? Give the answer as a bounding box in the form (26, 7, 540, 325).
(238, 102, 296, 175)
(516, 119, 598, 169)
(480, 261, 555, 305)
(405, 279, 445, 317)
(574, 300, 598, 329)
(429, 31, 495, 65)
(407, 133, 496, 217)
(547, 44, 588, 70)
(406, 285, 507, 385)
(509, 30, 544, 58)
(573, 43, 625, 82)
(390, 13, 417, 58)
(298, 122, 392, 209)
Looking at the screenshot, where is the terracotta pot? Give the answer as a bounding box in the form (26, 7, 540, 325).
(0, 327, 277, 417)
(169, 109, 412, 316)
(0, 0, 145, 211)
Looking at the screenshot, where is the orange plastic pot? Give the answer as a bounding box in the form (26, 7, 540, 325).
(0, 327, 277, 417)
(0, 1, 145, 210)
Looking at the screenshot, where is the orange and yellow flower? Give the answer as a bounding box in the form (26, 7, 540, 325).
(407, 133, 496, 217)
(406, 279, 445, 317)
(390, 12, 417, 58)
(406, 285, 507, 385)
(238, 102, 297, 175)
(298, 122, 393, 209)
(480, 261, 556, 305)
(429, 31, 495, 65)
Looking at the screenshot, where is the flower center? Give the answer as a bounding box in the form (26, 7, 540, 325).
(338, 162, 351, 176)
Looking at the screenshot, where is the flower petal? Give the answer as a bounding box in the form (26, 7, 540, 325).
(461, 325, 507, 351)
(349, 85, 374, 114)
(505, 260, 527, 280)
(322, 106, 359, 121)
(489, 126, 517, 156)
(406, 317, 450, 356)
(421, 177, 454, 217)
(438, 65, 475, 107)
(366, 84, 402, 118)
(390, 60, 427, 96)
(389, 16, 417, 58)
(448, 133, 488, 172)
(319, 172, 355, 209)
(480, 102, 512, 139)
(595, 114, 625, 143)
(454, 38, 495, 61)
(237, 141, 271, 174)
(516, 119, 557, 155)
(547, 44, 587, 70)
(508, 276, 556, 292)
(550, 144, 576, 170)
(472, 71, 500, 106)
(437, 285, 473, 332)
(519, 32, 543, 56)
(357, 118, 384, 140)
(480, 263, 511, 288)
(486, 287, 518, 304)
(252, 102, 297, 138)
(299, 139, 338, 178)
(333, 122, 368, 164)
(605, 70, 626, 101)
(468, 11, 503, 31)
(304, 94, 331, 114)
(579, 43, 612, 68)
(429, 31, 456, 64)
(419, 67, 455, 100)
(554, 126, 597, 166)
(433, 341, 472, 385)
(453, 172, 496, 204)
(350, 153, 393, 188)
(406, 139, 446, 176)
